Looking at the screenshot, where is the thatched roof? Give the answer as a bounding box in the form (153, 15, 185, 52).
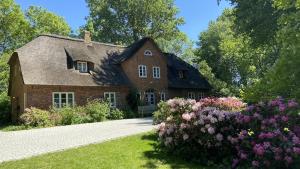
(10, 34, 211, 90)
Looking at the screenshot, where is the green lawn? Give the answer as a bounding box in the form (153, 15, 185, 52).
(0, 132, 213, 169)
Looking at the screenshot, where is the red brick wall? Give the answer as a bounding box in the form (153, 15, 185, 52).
(26, 85, 129, 110)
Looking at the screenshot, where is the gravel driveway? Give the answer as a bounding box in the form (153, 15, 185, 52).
(0, 118, 154, 163)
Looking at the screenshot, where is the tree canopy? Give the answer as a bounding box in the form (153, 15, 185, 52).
(83, 0, 184, 45)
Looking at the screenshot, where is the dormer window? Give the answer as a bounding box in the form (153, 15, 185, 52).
(179, 70, 184, 79)
(77, 61, 88, 73)
(144, 50, 152, 56)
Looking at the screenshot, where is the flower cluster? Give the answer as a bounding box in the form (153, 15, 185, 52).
(231, 97, 300, 169)
(156, 97, 300, 168)
(156, 97, 243, 163)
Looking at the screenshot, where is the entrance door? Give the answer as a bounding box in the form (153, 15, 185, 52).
(145, 92, 155, 106)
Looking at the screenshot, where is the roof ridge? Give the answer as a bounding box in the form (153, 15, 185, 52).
(39, 34, 126, 48)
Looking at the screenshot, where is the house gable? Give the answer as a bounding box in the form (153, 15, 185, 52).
(120, 39, 168, 92)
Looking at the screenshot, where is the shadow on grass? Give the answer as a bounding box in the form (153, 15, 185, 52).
(140, 133, 204, 169)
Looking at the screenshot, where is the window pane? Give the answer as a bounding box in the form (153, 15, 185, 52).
(68, 93, 73, 106)
(61, 93, 67, 107)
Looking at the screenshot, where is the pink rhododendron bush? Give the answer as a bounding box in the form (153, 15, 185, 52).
(155, 97, 300, 168)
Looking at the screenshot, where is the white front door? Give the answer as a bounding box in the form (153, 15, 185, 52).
(145, 92, 155, 105)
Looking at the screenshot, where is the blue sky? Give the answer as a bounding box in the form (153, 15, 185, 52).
(15, 0, 231, 42)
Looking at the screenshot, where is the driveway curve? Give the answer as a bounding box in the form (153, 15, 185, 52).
(0, 118, 154, 163)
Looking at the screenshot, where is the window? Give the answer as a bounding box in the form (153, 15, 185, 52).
(160, 92, 166, 101)
(198, 92, 204, 99)
(144, 50, 152, 56)
(152, 67, 160, 79)
(188, 92, 195, 99)
(52, 92, 74, 108)
(138, 65, 147, 78)
(104, 92, 116, 107)
(179, 70, 184, 79)
(77, 61, 88, 73)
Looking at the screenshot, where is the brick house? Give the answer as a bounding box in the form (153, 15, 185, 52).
(8, 32, 211, 121)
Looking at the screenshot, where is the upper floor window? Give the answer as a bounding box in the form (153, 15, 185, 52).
(153, 66, 160, 79)
(138, 65, 147, 78)
(53, 92, 74, 108)
(188, 92, 195, 99)
(179, 70, 184, 79)
(77, 61, 88, 73)
(144, 50, 152, 56)
(198, 92, 204, 100)
(104, 92, 116, 107)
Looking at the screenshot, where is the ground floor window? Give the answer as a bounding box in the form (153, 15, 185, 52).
(160, 92, 166, 101)
(198, 92, 204, 99)
(52, 92, 74, 108)
(104, 92, 116, 107)
(188, 92, 195, 99)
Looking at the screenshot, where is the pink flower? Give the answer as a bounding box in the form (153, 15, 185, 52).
(182, 113, 191, 121)
(183, 134, 189, 140)
(216, 133, 223, 141)
(284, 156, 293, 164)
(208, 127, 215, 135)
(288, 99, 298, 108)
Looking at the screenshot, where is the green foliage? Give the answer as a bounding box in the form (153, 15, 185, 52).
(25, 6, 71, 37)
(153, 101, 171, 124)
(126, 88, 141, 111)
(0, 92, 10, 124)
(0, 0, 30, 53)
(83, 0, 184, 45)
(85, 99, 110, 122)
(19, 107, 53, 127)
(108, 108, 124, 120)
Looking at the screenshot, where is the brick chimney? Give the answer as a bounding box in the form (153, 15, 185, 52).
(84, 30, 92, 44)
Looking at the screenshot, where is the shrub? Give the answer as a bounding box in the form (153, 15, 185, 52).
(122, 107, 137, 119)
(53, 106, 76, 125)
(153, 101, 171, 124)
(156, 98, 241, 165)
(0, 93, 10, 124)
(108, 108, 124, 120)
(19, 107, 52, 127)
(230, 97, 300, 169)
(126, 88, 141, 111)
(156, 97, 300, 168)
(84, 99, 110, 122)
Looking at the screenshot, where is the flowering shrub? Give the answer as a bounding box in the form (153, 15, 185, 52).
(231, 97, 300, 169)
(156, 97, 300, 168)
(156, 97, 243, 164)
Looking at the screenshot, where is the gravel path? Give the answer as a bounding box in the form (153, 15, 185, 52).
(0, 118, 154, 163)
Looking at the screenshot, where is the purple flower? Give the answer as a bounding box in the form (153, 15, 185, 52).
(279, 104, 286, 112)
(253, 144, 265, 156)
(252, 161, 259, 167)
(239, 152, 248, 159)
(293, 136, 300, 145)
(293, 147, 300, 154)
(288, 99, 298, 108)
(232, 159, 239, 168)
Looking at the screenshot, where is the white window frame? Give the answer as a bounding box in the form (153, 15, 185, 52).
(198, 92, 204, 99)
(152, 66, 160, 79)
(77, 61, 88, 73)
(104, 92, 116, 108)
(52, 92, 75, 108)
(188, 92, 195, 99)
(160, 92, 166, 101)
(144, 50, 153, 56)
(138, 65, 147, 78)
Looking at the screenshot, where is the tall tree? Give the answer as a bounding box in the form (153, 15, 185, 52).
(0, 0, 30, 54)
(25, 6, 71, 38)
(195, 9, 276, 96)
(83, 0, 184, 45)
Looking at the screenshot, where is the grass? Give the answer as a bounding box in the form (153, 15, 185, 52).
(0, 132, 214, 169)
(0, 124, 33, 131)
